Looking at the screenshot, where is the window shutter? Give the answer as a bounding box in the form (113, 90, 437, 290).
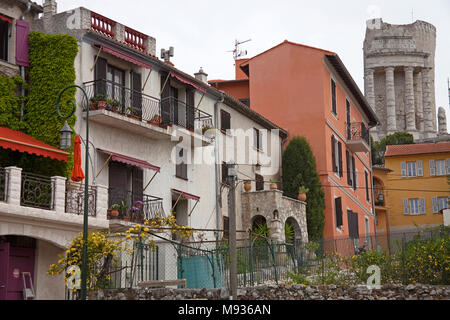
(400, 161, 407, 178)
(432, 197, 438, 213)
(346, 150, 351, 185)
(429, 160, 435, 176)
(131, 167, 144, 205)
(221, 110, 230, 132)
(352, 156, 356, 190)
(131, 71, 142, 117)
(221, 162, 228, 184)
(186, 89, 195, 131)
(15, 20, 30, 66)
(331, 136, 336, 173)
(446, 159, 450, 175)
(331, 79, 336, 114)
(417, 160, 423, 177)
(338, 141, 343, 177)
(418, 198, 426, 214)
(365, 171, 370, 201)
(403, 199, 409, 215)
(335, 197, 343, 228)
(160, 72, 171, 126)
(354, 168, 358, 190)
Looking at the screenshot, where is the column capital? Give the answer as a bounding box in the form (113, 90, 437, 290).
(385, 66, 395, 72)
(404, 66, 415, 73)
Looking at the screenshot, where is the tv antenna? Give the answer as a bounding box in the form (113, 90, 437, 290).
(227, 39, 251, 60)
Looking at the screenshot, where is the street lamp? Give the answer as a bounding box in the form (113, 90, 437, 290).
(56, 85, 90, 300)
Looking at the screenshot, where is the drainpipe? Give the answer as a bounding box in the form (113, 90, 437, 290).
(19, 2, 31, 122)
(214, 92, 225, 241)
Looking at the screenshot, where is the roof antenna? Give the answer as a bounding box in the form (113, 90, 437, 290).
(227, 39, 251, 61)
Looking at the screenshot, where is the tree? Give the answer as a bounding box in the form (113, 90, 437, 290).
(282, 137, 325, 241)
(371, 132, 414, 165)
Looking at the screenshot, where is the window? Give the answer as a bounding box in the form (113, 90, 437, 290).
(255, 174, 264, 191)
(176, 147, 187, 180)
(433, 197, 449, 213)
(346, 150, 356, 189)
(403, 198, 425, 215)
(220, 110, 231, 133)
(346, 99, 351, 139)
(0, 15, 11, 61)
(436, 160, 446, 176)
(365, 171, 370, 202)
(347, 210, 359, 239)
(254, 128, 262, 151)
(335, 197, 343, 229)
(407, 161, 417, 177)
(221, 162, 228, 184)
(331, 79, 337, 115)
(331, 136, 342, 177)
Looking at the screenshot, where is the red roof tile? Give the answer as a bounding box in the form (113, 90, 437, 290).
(385, 142, 450, 157)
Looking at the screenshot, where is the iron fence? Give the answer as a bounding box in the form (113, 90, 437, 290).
(20, 172, 54, 210)
(65, 183, 97, 217)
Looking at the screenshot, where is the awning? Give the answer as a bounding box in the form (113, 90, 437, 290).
(171, 188, 200, 202)
(97, 148, 160, 172)
(0, 127, 69, 162)
(0, 14, 12, 24)
(98, 44, 153, 70)
(170, 72, 206, 94)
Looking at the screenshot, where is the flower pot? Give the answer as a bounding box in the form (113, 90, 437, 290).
(244, 181, 251, 192)
(123, 216, 131, 221)
(111, 210, 119, 219)
(270, 183, 277, 190)
(97, 101, 107, 109)
(89, 102, 97, 110)
(127, 114, 140, 121)
(298, 192, 307, 202)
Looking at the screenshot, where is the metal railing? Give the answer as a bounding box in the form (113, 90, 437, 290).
(83, 79, 161, 124)
(65, 183, 97, 217)
(161, 96, 213, 131)
(108, 188, 165, 223)
(0, 167, 7, 202)
(346, 122, 370, 145)
(20, 172, 54, 210)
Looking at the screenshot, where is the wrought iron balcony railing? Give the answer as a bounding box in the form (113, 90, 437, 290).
(20, 172, 54, 210)
(108, 187, 165, 223)
(161, 96, 213, 132)
(83, 79, 161, 124)
(65, 183, 97, 217)
(346, 122, 370, 147)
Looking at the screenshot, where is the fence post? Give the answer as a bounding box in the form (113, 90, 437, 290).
(5, 166, 21, 206)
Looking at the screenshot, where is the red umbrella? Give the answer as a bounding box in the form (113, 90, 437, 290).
(71, 135, 85, 182)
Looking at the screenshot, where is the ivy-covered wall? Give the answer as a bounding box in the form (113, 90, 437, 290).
(0, 32, 79, 177)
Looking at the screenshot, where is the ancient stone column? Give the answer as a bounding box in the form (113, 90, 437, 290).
(404, 66, 416, 132)
(414, 70, 424, 132)
(385, 67, 397, 134)
(422, 68, 434, 138)
(365, 68, 376, 111)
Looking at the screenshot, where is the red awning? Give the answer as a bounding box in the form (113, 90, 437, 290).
(170, 72, 206, 94)
(97, 148, 160, 172)
(0, 127, 69, 162)
(100, 44, 153, 70)
(171, 188, 200, 202)
(0, 14, 12, 24)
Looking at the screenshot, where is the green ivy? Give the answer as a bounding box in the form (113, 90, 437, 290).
(0, 75, 28, 131)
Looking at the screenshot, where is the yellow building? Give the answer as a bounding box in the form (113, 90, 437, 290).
(383, 142, 449, 233)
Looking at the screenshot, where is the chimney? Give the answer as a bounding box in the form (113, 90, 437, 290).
(194, 67, 208, 83)
(43, 0, 57, 17)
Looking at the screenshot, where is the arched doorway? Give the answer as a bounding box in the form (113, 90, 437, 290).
(285, 217, 301, 244)
(251, 215, 268, 241)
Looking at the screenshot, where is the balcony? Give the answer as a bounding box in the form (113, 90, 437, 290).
(107, 187, 165, 224)
(346, 122, 370, 153)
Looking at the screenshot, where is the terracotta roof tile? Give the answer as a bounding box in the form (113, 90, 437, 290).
(385, 142, 450, 157)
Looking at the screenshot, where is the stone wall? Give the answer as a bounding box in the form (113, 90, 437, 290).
(89, 284, 450, 300)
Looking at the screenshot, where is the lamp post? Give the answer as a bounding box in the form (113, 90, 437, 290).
(56, 85, 90, 300)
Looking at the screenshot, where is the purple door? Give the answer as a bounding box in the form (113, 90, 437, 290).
(0, 243, 35, 300)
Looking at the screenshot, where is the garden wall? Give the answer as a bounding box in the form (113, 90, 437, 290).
(88, 284, 450, 300)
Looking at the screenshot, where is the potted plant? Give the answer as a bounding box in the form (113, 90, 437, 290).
(117, 200, 130, 220)
(269, 179, 278, 190)
(127, 107, 140, 120)
(244, 180, 252, 192)
(110, 203, 120, 219)
(298, 186, 309, 202)
(147, 114, 161, 126)
(106, 98, 121, 112)
(89, 94, 108, 110)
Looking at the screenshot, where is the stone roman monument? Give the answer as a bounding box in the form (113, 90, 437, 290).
(364, 18, 439, 141)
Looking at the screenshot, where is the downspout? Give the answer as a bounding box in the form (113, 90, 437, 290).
(214, 92, 225, 241)
(19, 2, 31, 122)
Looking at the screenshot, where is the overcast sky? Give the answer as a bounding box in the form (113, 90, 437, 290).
(52, 0, 450, 121)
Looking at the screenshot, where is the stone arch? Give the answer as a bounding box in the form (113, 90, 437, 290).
(285, 217, 302, 243)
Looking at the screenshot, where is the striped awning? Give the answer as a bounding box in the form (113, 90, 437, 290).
(97, 148, 160, 172)
(98, 43, 153, 70)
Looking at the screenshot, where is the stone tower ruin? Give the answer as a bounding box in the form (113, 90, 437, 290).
(363, 18, 438, 141)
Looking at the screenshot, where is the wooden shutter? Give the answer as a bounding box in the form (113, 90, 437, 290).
(131, 71, 142, 118)
(331, 136, 336, 173)
(160, 72, 171, 126)
(220, 110, 230, 132)
(108, 161, 128, 208)
(417, 160, 423, 177)
(346, 100, 351, 139)
(331, 79, 336, 114)
(255, 174, 264, 191)
(432, 197, 439, 213)
(400, 161, 407, 178)
(170, 86, 179, 125)
(176, 147, 187, 180)
(132, 167, 143, 205)
(335, 197, 343, 228)
(403, 199, 409, 215)
(186, 89, 195, 131)
(15, 20, 30, 66)
(94, 57, 108, 96)
(338, 141, 343, 177)
(352, 156, 356, 190)
(447, 159, 450, 175)
(365, 171, 370, 201)
(429, 160, 435, 176)
(419, 198, 426, 214)
(346, 150, 352, 185)
(347, 210, 359, 239)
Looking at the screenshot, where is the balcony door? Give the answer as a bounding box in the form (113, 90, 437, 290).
(130, 71, 142, 118)
(106, 65, 125, 111)
(186, 89, 195, 131)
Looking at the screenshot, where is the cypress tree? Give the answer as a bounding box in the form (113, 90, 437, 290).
(282, 136, 325, 241)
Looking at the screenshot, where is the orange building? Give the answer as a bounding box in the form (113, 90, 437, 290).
(210, 41, 379, 244)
